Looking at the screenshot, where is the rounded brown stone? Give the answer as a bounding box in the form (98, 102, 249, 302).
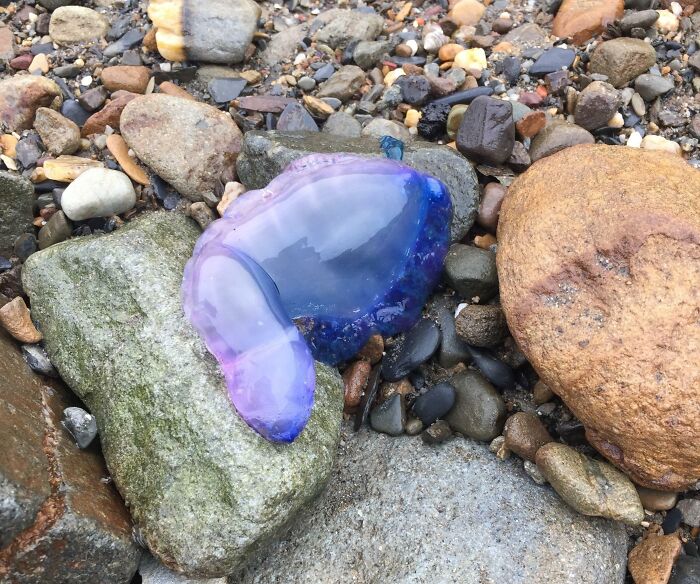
(497, 144, 700, 491)
(503, 411, 553, 462)
(101, 66, 151, 94)
(477, 182, 507, 233)
(628, 532, 681, 584)
(342, 360, 371, 412)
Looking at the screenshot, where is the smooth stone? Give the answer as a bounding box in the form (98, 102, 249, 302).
(477, 182, 506, 233)
(317, 65, 366, 102)
(635, 74, 674, 101)
(103, 28, 145, 58)
(37, 211, 72, 250)
(53, 64, 81, 78)
(619, 9, 659, 32)
(677, 498, 700, 527)
(370, 394, 405, 436)
(234, 426, 628, 583)
(503, 412, 553, 462)
(277, 103, 319, 132)
(444, 243, 498, 302)
(34, 107, 81, 156)
(529, 48, 576, 76)
(636, 487, 678, 512)
(208, 77, 247, 103)
(148, 0, 261, 64)
(120, 94, 242, 202)
(312, 63, 335, 83)
(498, 145, 700, 491)
(455, 304, 508, 348)
(235, 131, 479, 243)
(528, 120, 594, 161)
(61, 100, 91, 127)
(445, 370, 506, 441)
(49, 6, 108, 46)
(0, 171, 34, 257)
(663, 508, 684, 534)
(412, 382, 456, 426)
(101, 65, 151, 94)
(297, 76, 316, 92)
(465, 345, 517, 391)
(22, 212, 344, 577)
(0, 75, 62, 132)
(381, 319, 441, 382)
(60, 168, 136, 221)
(0, 332, 141, 582)
(432, 296, 470, 368)
(82, 91, 139, 137)
(589, 38, 657, 88)
(322, 112, 362, 137)
(21, 343, 58, 377)
(13, 233, 37, 262)
(536, 442, 644, 525)
(456, 96, 514, 165)
(421, 419, 452, 444)
(78, 86, 109, 113)
(574, 81, 620, 131)
(361, 118, 411, 142)
(61, 406, 98, 449)
(314, 9, 384, 49)
(552, 0, 624, 45)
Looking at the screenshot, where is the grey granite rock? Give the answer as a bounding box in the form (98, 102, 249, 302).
(236, 131, 479, 242)
(233, 427, 628, 583)
(22, 211, 344, 578)
(0, 171, 34, 257)
(314, 9, 384, 49)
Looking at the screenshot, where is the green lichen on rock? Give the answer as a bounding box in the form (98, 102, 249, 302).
(22, 211, 344, 578)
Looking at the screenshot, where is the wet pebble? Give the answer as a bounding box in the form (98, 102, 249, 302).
(61, 168, 136, 221)
(503, 412, 553, 462)
(277, 102, 319, 132)
(455, 304, 508, 348)
(444, 243, 498, 302)
(61, 406, 98, 448)
(529, 48, 576, 76)
(370, 393, 405, 436)
(381, 319, 440, 382)
(636, 487, 679, 512)
(421, 420, 453, 444)
(412, 382, 456, 426)
(22, 343, 58, 377)
(677, 498, 700, 527)
(669, 556, 700, 584)
(628, 532, 682, 584)
(574, 81, 620, 131)
(342, 360, 371, 411)
(635, 74, 674, 101)
(445, 370, 506, 441)
(456, 96, 514, 165)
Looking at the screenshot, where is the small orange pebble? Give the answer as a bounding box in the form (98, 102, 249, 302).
(395, 2, 413, 22)
(158, 80, 196, 100)
(474, 234, 497, 249)
(536, 85, 548, 98)
(106, 134, 150, 186)
(447, 141, 457, 150)
(439, 61, 453, 70)
(492, 41, 516, 54)
(0, 134, 18, 158)
(33, 217, 45, 228)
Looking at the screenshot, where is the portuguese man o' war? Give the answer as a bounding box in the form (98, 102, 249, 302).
(181, 154, 452, 443)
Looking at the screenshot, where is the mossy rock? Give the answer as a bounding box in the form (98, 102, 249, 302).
(22, 211, 344, 578)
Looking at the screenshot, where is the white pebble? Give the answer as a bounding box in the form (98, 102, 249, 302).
(80, 75, 93, 87)
(406, 39, 418, 57)
(61, 168, 136, 221)
(606, 112, 624, 128)
(627, 130, 643, 148)
(641, 134, 682, 156)
(656, 10, 679, 33)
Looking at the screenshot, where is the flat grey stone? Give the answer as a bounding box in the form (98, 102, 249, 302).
(0, 171, 34, 257)
(233, 427, 628, 583)
(236, 131, 479, 242)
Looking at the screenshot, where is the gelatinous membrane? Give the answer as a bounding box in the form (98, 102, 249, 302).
(182, 154, 452, 443)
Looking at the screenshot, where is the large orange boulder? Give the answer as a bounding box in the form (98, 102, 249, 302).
(497, 145, 700, 491)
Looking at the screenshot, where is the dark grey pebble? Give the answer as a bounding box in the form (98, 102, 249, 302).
(381, 319, 441, 382)
(669, 556, 700, 584)
(465, 345, 516, 391)
(104, 29, 145, 58)
(412, 382, 456, 426)
(209, 78, 247, 103)
(61, 406, 98, 448)
(60, 100, 91, 127)
(78, 86, 109, 113)
(370, 393, 405, 436)
(428, 86, 494, 107)
(22, 343, 58, 377)
(433, 297, 470, 368)
(529, 48, 576, 76)
(396, 75, 431, 106)
(13, 233, 37, 261)
(663, 507, 684, 534)
(421, 419, 452, 444)
(354, 365, 381, 431)
(277, 102, 318, 132)
(456, 95, 514, 165)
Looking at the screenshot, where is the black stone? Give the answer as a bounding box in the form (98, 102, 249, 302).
(208, 78, 247, 103)
(663, 507, 683, 534)
(428, 86, 493, 107)
(13, 233, 37, 261)
(396, 75, 431, 106)
(412, 382, 456, 426)
(60, 100, 91, 127)
(434, 297, 470, 368)
(529, 48, 576, 76)
(34, 180, 69, 193)
(342, 40, 361, 65)
(382, 319, 441, 382)
(354, 364, 381, 431)
(22, 344, 58, 378)
(465, 345, 516, 390)
(276, 102, 319, 132)
(669, 555, 700, 584)
(555, 420, 588, 446)
(456, 95, 515, 165)
(684, 541, 699, 557)
(501, 57, 521, 85)
(417, 102, 451, 140)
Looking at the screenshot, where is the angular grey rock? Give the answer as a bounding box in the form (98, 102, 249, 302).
(353, 40, 391, 70)
(361, 118, 411, 142)
(236, 131, 479, 242)
(635, 74, 674, 101)
(574, 81, 621, 131)
(322, 112, 362, 137)
(22, 212, 344, 578)
(316, 65, 366, 102)
(315, 9, 384, 49)
(234, 427, 629, 583)
(62, 406, 98, 449)
(0, 171, 34, 257)
(260, 23, 309, 66)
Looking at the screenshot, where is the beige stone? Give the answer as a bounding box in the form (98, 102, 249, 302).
(44, 156, 104, 182)
(106, 134, 149, 186)
(0, 296, 42, 343)
(628, 532, 681, 584)
(552, 0, 624, 45)
(498, 145, 700, 490)
(448, 0, 485, 27)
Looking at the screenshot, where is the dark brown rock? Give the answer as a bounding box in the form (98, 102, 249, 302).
(0, 331, 141, 582)
(101, 66, 151, 94)
(498, 144, 700, 490)
(0, 76, 62, 133)
(477, 182, 506, 233)
(81, 91, 139, 137)
(456, 96, 514, 165)
(342, 360, 371, 412)
(455, 304, 508, 348)
(503, 412, 553, 461)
